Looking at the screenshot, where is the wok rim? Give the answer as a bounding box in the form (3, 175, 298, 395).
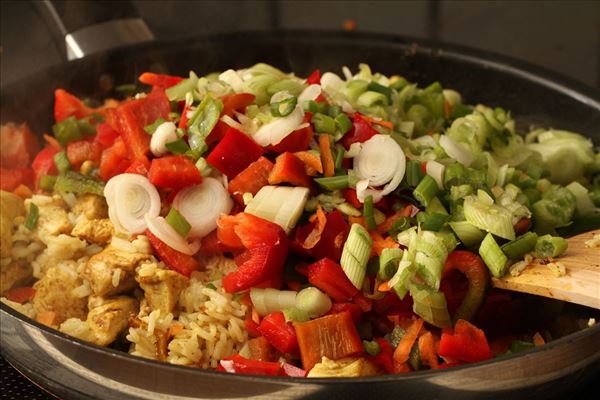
(1, 29, 599, 386)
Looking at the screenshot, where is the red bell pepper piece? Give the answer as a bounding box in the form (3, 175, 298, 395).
(148, 155, 202, 190)
(307, 258, 359, 302)
(217, 213, 289, 293)
(294, 311, 363, 371)
(94, 123, 120, 148)
(99, 138, 130, 181)
(3, 286, 36, 304)
(244, 318, 262, 338)
(343, 188, 362, 208)
(220, 354, 283, 376)
(54, 89, 96, 123)
(327, 302, 363, 323)
(268, 152, 313, 188)
(227, 156, 274, 204)
(0, 123, 39, 168)
(258, 311, 299, 354)
(438, 319, 492, 363)
(305, 69, 321, 85)
(206, 93, 256, 145)
(107, 87, 171, 160)
(442, 251, 490, 322)
(367, 338, 395, 374)
(268, 115, 314, 153)
(206, 127, 264, 178)
(145, 229, 201, 277)
(292, 210, 349, 262)
(246, 336, 278, 361)
(124, 158, 150, 176)
(138, 72, 184, 88)
(66, 140, 103, 169)
(31, 145, 59, 186)
(341, 113, 379, 149)
(0, 168, 34, 191)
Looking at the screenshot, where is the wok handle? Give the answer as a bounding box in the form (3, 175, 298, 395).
(39, 0, 154, 60)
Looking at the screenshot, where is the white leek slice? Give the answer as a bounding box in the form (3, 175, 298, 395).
(270, 90, 294, 104)
(172, 178, 233, 239)
(412, 135, 437, 148)
(340, 223, 373, 289)
(297, 84, 322, 104)
(250, 287, 298, 317)
(218, 69, 244, 92)
(144, 214, 200, 255)
(244, 185, 310, 233)
(425, 160, 445, 190)
(464, 195, 515, 240)
(439, 135, 474, 166)
(252, 105, 304, 146)
(320, 72, 344, 95)
(354, 135, 406, 203)
(104, 174, 161, 234)
(150, 121, 178, 157)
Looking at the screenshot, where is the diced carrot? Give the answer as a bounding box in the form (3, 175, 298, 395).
(370, 231, 400, 256)
(533, 332, 545, 346)
(13, 184, 33, 199)
(376, 206, 416, 234)
(418, 331, 439, 369)
(294, 151, 323, 176)
(303, 206, 327, 249)
(36, 311, 57, 327)
(318, 134, 335, 177)
(393, 318, 424, 363)
(359, 115, 394, 130)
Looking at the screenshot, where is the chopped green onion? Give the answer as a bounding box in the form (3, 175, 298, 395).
(389, 76, 408, 91)
(388, 216, 412, 236)
(417, 212, 449, 232)
(334, 113, 353, 134)
(426, 197, 448, 215)
(378, 247, 402, 281)
(165, 139, 191, 155)
(271, 96, 298, 117)
(443, 162, 466, 187)
(39, 175, 57, 192)
(267, 79, 305, 97)
(195, 157, 213, 177)
(54, 171, 104, 196)
(501, 231, 538, 260)
(566, 181, 596, 216)
(363, 195, 376, 230)
(336, 202, 362, 217)
(406, 160, 424, 187)
(165, 208, 191, 237)
(328, 105, 343, 118)
(340, 223, 373, 289)
(357, 91, 388, 107)
(312, 113, 336, 134)
(366, 257, 380, 277)
(250, 287, 298, 316)
(165, 74, 199, 101)
(345, 79, 369, 101)
(144, 117, 166, 135)
(53, 151, 71, 174)
(479, 233, 508, 278)
(52, 116, 81, 146)
(283, 307, 310, 322)
(334, 146, 345, 170)
(314, 175, 349, 191)
(205, 282, 217, 290)
(367, 81, 392, 101)
(509, 340, 536, 354)
(449, 221, 485, 248)
(413, 175, 439, 207)
(535, 234, 568, 258)
(409, 283, 452, 328)
(24, 203, 39, 230)
(464, 195, 515, 240)
(187, 95, 223, 154)
(362, 340, 381, 356)
(306, 100, 329, 114)
(295, 287, 332, 318)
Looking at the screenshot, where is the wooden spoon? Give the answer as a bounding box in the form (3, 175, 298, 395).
(491, 229, 600, 309)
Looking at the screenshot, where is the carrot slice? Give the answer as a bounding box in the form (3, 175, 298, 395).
(303, 206, 327, 249)
(418, 331, 439, 369)
(376, 206, 416, 234)
(533, 332, 545, 346)
(348, 215, 366, 228)
(318, 134, 335, 177)
(294, 151, 323, 176)
(393, 318, 424, 363)
(370, 231, 400, 256)
(360, 115, 394, 130)
(378, 281, 392, 292)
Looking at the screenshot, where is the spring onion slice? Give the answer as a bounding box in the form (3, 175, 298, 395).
(479, 233, 508, 278)
(340, 223, 373, 289)
(413, 175, 438, 207)
(535, 234, 568, 258)
(449, 221, 486, 248)
(165, 208, 191, 238)
(245, 185, 309, 233)
(566, 181, 597, 216)
(252, 105, 304, 146)
(409, 283, 452, 328)
(104, 174, 161, 234)
(53, 151, 71, 174)
(150, 121, 178, 157)
(283, 307, 310, 322)
(295, 287, 332, 318)
(501, 231, 538, 260)
(218, 69, 244, 92)
(354, 134, 406, 203)
(297, 84, 322, 105)
(144, 214, 200, 255)
(414, 230, 451, 289)
(425, 160, 445, 190)
(378, 248, 403, 281)
(172, 177, 233, 239)
(363, 195, 376, 230)
(24, 203, 39, 231)
(464, 194, 515, 240)
(439, 135, 474, 166)
(250, 287, 298, 317)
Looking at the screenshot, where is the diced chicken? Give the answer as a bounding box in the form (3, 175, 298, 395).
(31, 197, 72, 236)
(0, 260, 32, 293)
(71, 194, 108, 220)
(307, 357, 380, 378)
(32, 265, 87, 324)
(83, 246, 152, 297)
(71, 218, 114, 245)
(0, 190, 25, 258)
(136, 265, 188, 314)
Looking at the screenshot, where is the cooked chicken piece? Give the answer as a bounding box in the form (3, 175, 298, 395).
(71, 218, 114, 245)
(0, 190, 25, 258)
(87, 296, 139, 346)
(71, 194, 108, 220)
(0, 260, 33, 293)
(83, 246, 152, 297)
(31, 198, 72, 236)
(307, 357, 380, 378)
(32, 265, 87, 324)
(136, 266, 188, 314)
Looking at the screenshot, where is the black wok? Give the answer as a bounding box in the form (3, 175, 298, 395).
(1, 30, 599, 400)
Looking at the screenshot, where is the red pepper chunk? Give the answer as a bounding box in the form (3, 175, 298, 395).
(206, 127, 264, 178)
(31, 145, 59, 187)
(66, 140, 103, 169)
(268, 115, 314, 153)
(206, 93, 256, 145)
(306, 69, 321, 85)
(124, 158, 150, 176)
(220, 354, 283, 376)
(438, 319, 492, 363)
(217, 213, 288, 293)
(0, 168, 34, 192)
(99, 138, 130, 181)
(341, 113, 379, 149)
(294, 311, 363, 371)
(94, 123, 120, 148)
(3, 287, 36, 304)
(292, 210, 349, 262)
(145, 229, 201, 277)
(268, 152, 313, 188)
(148, 156, 202, 190)
(307, 258, 359, 302)
(138, 72, 184, 88)
(258, 311, 299, 354)
(54, 89, 97, 123)
(228, 156, 274, 204)
(327, 302, 363, 323)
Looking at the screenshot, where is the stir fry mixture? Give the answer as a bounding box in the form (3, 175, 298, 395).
(1, 64, 599, 377)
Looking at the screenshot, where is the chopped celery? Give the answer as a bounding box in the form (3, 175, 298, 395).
(357, 91, 388, 107)
(449, 220, 486, 248)
(344, 79, 369, 101)
(531, 186, 576, 234)
(535, 234, 568, 258)
(340, 223, 373, 289)
(367, 81, 392, 101)
(479, 233, 508, 278)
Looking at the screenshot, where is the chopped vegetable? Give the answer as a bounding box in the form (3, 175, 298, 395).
(479, 233, 508, 278)
(535, 234, 568, 258)
(340, 223, 373, 289)
(24, 203, 39, 230)
(438, 319, 492, 363)
(207, 127, 264, 178)
(258, 311, 299, 354)
(307, 258, 359, 302)
(295, 287, 332, 318)
(244, 185, 309, 233)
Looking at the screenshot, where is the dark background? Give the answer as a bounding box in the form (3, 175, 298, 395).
(0, 0, 599, 399)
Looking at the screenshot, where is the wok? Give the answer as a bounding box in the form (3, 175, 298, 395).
(1, 30, 599, 400)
